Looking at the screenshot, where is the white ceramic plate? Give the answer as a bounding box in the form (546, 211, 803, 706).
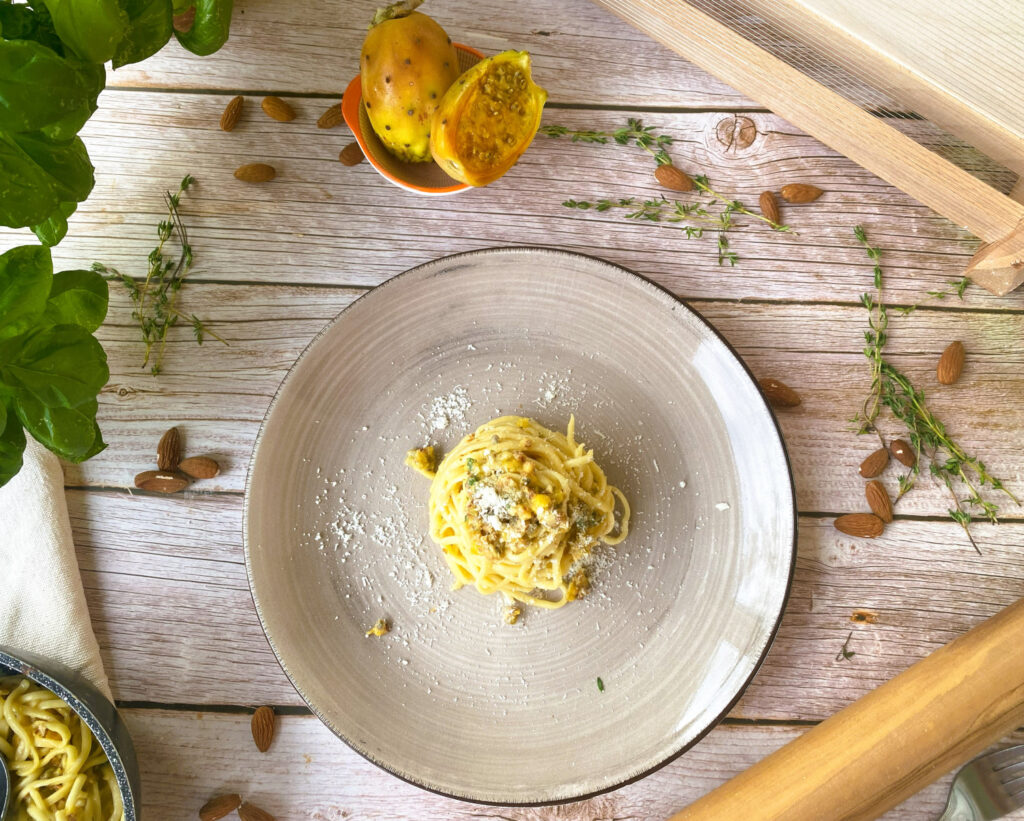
(244, 247, 795, 805)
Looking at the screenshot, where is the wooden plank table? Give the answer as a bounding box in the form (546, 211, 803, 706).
(4, 1, 1024, 817)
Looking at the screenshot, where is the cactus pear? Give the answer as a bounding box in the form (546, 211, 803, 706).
(430, 50, 547, 186)
(360, 1, 460, 163)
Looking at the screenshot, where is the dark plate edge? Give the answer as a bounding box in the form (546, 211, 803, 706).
(241, 245, 799, 807)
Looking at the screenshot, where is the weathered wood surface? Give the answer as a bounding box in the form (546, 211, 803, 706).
(127, 709, 1024, 820)
(69, 488, 1024, 721)
(106, 0, 757, 108)
(2, 93, 1020, 308)
(3, 0, 1024, 816)
(67, 283, 1024, 520)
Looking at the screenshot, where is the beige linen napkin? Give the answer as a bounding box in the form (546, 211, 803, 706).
(0, 437, 112, 700)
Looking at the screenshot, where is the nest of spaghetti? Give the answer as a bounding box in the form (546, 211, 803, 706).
(0, 676, 124, 821)
(411, 415, 629, 610)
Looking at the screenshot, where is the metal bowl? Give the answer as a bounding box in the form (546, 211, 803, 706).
(0, 647, 140, 820)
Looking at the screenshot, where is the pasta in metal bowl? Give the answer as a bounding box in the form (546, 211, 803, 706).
(0, 676, 124, 821)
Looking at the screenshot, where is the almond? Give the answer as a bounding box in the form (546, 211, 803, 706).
(859, 448, 889, 478)
(317, 103, 344, 129)
(339, 142, 364, 167)
(759, 190, 781, 225)
(134, 470, 189, 494)
(780, 183, 823, 203)
(238, 803, 275, 821)
(758, 377, 801, 408)
(179, 456, 221, 480)
(200, 794, 242, 821)
(261, 96, 296, 122)
(157, 426, 182, 472)
(219, 96, 243, 132)
(251, 706, 275, 752)
(834, 513, 885, 538)
(865, 480, 893, 523)
(890, 439, 916, 468)
(654, 164, 694, 192)
(937, 340, 965, 385)
(234, 163, 276, 183)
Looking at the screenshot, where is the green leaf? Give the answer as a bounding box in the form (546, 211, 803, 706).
(15, 394, 100, 460)
(31, 200, 77, 246)
(112, 0, 172, 68)
(13, 131, 94, 202)
(174, 0, 232, 55)
(42, 269, 109, 332)
(0, 4, 64, 54)
(0, 40, 104, 133)
(0, 244, 52, 340)
(0, 401, 26, 488)
(39, 62, 105, 140)
(40, 0, 130, 63)
(4, 324, 108, 408)
(0, 131, 93, 227)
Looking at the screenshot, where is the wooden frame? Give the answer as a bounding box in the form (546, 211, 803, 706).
(591, 0, 1024, 295)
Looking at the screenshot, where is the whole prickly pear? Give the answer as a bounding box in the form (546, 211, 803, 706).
(360, 0, 460, 163)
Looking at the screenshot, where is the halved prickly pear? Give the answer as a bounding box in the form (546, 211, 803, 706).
(430, 50, 547, 186)
(360, 1, 461, 163)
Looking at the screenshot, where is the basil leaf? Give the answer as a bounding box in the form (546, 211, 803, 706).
(0, 244, 51, 341)
(31, 201, 77, 247)
(174, 0, 232, 56)
(0, 401, 27, 487)
(15, 394, 100, 460)
(39, 0, 130, 64)
(75, 418, 107, 462)
(0, 4, 64, 54)
(0, 40, 104, 133)
(39, 61, 105, 140)
(4, 324, 108, 408)
(112, 0, 172, 68)
(42, 269, 109, 332)
(0, 131, 93, 227)
(14, 131, 94, 202)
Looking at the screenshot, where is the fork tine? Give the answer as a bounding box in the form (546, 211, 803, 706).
(989, 745, 1024, 771)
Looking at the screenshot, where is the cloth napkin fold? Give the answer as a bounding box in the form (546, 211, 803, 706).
(0, 437, 112, 700)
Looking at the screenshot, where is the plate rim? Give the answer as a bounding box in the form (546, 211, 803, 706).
(242, 245, 798, 806)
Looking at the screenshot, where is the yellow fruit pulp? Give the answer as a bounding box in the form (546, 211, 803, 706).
(430, 51, 547, 186)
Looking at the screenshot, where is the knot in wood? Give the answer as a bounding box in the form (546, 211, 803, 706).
(715, 115, 757, 152)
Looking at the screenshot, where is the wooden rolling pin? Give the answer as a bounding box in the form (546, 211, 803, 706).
(672, 596, 1024, 821)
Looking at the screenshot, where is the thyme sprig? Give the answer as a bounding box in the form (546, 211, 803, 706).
(694, 174, 792, 234)
(835, 632, 856, 662)
(93, 175, 226, 375)
(544, 117, 792, 265)
(564, 195, 740, 264)
(894, 276, 972, 316)
(540, 118, 673, 165)
(851, 226, 1017, 550)
(852, 225, 887, 445)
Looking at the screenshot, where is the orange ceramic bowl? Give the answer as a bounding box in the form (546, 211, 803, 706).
(342, 44, 486, 196)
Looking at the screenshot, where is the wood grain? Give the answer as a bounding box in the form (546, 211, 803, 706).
(65, 282, 1024, 521)
(590, 0, 1024, 245)
(2, 2, 1021, 812)
(734, 0, 1024, 178)
(125, 709, 1024, 820)
(677, 597, 1024, 820)
(104, 0, 756, 107)
(2, 95, 1019, 308)
(68, 488, 1024, 720)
